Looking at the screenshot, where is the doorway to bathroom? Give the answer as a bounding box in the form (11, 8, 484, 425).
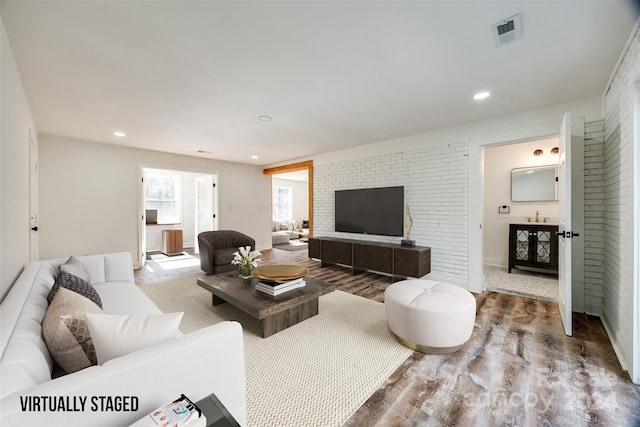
(482, 137, 560, 301)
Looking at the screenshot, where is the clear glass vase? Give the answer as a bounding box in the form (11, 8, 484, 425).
(239, 264, 253, 279)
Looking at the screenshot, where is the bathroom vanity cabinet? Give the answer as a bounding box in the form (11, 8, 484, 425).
(508, 223, 558, 275)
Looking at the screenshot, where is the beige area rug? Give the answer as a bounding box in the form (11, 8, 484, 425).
(140, 275, 412, 427)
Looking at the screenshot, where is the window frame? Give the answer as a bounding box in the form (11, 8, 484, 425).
(145, 170, 183, 224)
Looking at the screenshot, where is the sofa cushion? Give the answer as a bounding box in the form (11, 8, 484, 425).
(47, 271, 103, 309)
(211, 247, 237, 266)
(59, 255, 91, 283)
(93, 282, 163, 315)
(86, 312, 183, 365)
(42, 288, 103, 373)
(272, 231, 290, 245)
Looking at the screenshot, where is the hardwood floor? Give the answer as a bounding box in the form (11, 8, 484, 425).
(135, 247, 640, 426)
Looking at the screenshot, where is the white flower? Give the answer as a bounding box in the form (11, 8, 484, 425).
(231, 246, 262, 267)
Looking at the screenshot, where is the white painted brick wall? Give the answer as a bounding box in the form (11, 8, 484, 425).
(314, 141, 469, 284)
(602, 24, 639, 372)
(583, 119, 606, 312)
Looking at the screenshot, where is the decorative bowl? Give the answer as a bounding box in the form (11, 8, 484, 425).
(251, 265, 309, 282)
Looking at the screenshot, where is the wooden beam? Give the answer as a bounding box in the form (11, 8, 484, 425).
(263, 161, 314, 238)
(263, 160, 313, 175)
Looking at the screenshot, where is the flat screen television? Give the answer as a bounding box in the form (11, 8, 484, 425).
(335, 186, 404, 236)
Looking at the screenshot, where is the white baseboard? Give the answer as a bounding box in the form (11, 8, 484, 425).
(584, 303, 603, 317)
(601, 313, 631, 376)
(483, 259, 507, 269)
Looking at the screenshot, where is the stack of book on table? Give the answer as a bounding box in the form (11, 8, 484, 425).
(130, 394, 205, 427)
(255, 277, 306, 296)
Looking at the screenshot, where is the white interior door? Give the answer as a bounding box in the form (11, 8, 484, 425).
(29, 131, 39, 261)
(195, 175, 216, 254)
(558, 112, 573, 336)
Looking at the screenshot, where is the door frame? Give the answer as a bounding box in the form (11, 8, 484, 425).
(28, 129, 38, 261)
(468, 120, 562, 294)
(632, 80, 640, 384)
(194, 174, 218, 254)
(263, 160, 313, 238)
(137, 164, 220, 267)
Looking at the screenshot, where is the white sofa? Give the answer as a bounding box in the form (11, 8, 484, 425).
(0, 252, 246, 427)
(272, 220, 308, 245)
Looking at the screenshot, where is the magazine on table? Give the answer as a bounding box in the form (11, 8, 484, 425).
(258, 277, 305, 289)
(256, 280, 305, 295)
(129, 394, 205, 427)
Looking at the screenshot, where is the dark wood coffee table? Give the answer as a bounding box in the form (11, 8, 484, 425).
(196, 272, 335, 337)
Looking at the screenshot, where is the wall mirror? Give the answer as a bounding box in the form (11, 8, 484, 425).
(511, 165, 558, 201)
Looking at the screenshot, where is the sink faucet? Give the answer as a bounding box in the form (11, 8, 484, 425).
(535, 210, 540, 222)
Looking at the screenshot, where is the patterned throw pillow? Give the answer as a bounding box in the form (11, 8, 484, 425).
(59, 255, 91, 283)
(42, 288, 103, 373)
(47, 271, 103, 309)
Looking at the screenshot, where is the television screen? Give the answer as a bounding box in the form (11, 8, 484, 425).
(335, 186, 404, 236)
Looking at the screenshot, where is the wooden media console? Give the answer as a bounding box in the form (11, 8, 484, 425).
(308, 236, 431, 280)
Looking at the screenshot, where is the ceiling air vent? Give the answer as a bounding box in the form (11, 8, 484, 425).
(491, 13, 523, 47)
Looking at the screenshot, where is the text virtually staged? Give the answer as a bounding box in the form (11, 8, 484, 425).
(19, 395, 139, 412)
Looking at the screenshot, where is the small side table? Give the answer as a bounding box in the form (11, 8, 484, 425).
(195, 393, 241, 427)
(162, 229, 183, 255)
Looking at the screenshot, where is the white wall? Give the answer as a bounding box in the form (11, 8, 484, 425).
(483, 137, 560, 267)
(601, 23, 639, 378)
(584, 119, 606, 315)
(272, 177, 308, 222)
(38, 135, 272, 267)
(0, 16, 38, 302)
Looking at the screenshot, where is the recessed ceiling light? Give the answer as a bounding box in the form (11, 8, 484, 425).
(251, 155, 259, 160)
(113, 131, 126, 137)
(258, 116, 272, 121)
(473, 92, 490, 100)
(197, 150, 212, 154)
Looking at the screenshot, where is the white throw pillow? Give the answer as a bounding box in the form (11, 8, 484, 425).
(85, 312, 183, 365)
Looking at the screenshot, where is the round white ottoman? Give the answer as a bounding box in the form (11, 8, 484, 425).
(384, 279, 476, 354)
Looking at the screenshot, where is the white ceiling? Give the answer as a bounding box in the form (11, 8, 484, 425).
(1, 1, 637, 165)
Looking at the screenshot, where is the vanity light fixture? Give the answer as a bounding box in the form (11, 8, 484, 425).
(551, 147, 559, 154)
(473, 91, 490, 100)
(533, 149, 543, 156)
(113, 131, 126, 137)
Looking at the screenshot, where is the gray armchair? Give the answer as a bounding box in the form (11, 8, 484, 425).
(198, 230, 256, 275)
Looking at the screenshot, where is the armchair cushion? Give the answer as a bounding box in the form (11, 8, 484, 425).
(211, 248, 238, 266)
